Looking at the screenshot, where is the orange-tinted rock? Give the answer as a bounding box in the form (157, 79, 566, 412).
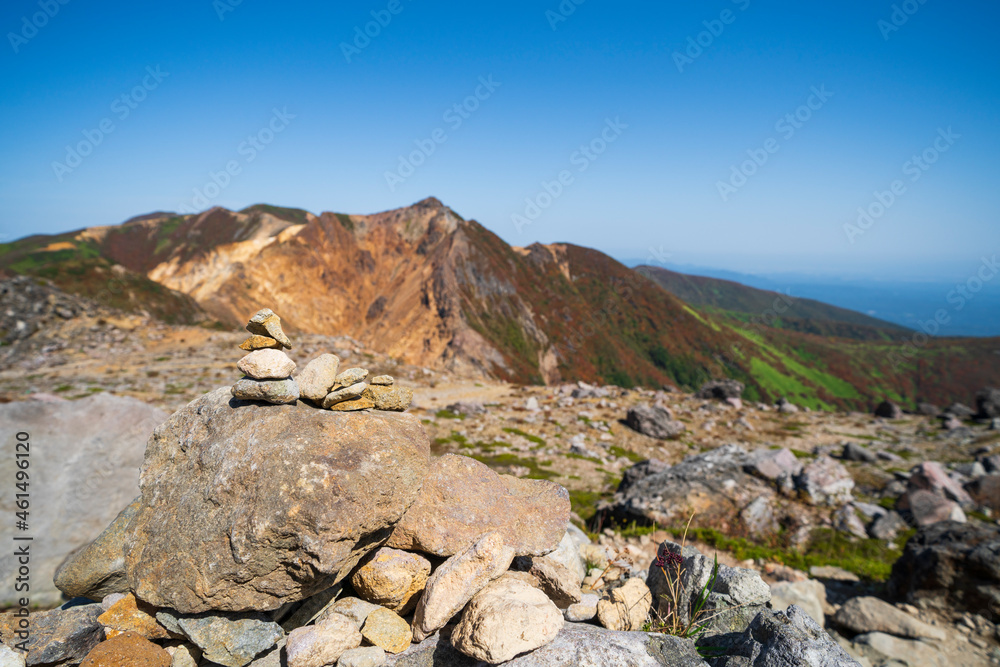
(80, 631, 170, 667)
(98, 593, 171, 639)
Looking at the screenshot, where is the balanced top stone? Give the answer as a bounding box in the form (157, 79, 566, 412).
(246, 308, 292, 349)
(239, 335, 282, 351)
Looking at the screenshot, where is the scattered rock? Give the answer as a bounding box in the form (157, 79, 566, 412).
(898, 489, 966, 527)
(411, 531, 515, 642)
(125, 387, 430, 613)
(337, 646, 386, 667)
(975, 387, 1000, 419)
(513, 555, 583, 608)
(706, 606, 857, 667)
(323, 597, 380, 631)
(329, 396, 376, 412)
(231, 377, 300, 405)
(916, 402, 940, 416)
(451, 576, 563, 663)
(246, 308, 291, 348)
(868, 511, 907, 540)
(841, 442, 876, 463)
(287, 612, 361, 667)
(237, 349, 296, 380)
(350, 547, 431, 615)
(596, 578, 652, 631)
(809, 566, 859, 582)
(564, 593, 599, 622)
(944, 402, 974, 418)
(79, 631, 170, 667)
(54, 498, 139, 602)
(0, 604, 103, 666)
(777, 397, 800, 414)
(833, 596, 946, 640)
(851, 631, 945, 667)
(544, 525, 589, 585)
(322, 382, 368, 408)
(360, 608, 411, 655)
(363, 385, 413, 412)
(908, 461, 973, 505)
(156, 611, 283, 667)
(889, 521, 1000, 613)
(386, 454, 569, 557)
(0, 645, 24, 667)
(624, 405, 686, 439)
(335, 368, 369, 388)
(794, 456, 854, 506)
(696, 379, 744, 400)
(98, 592, 171, 639)
(296, 353, 341, 402)
(874, 400, 902, 419)
(769, 580, 827, 627)
(444, 401, 485, 416)
(744, 447, 802, 482)
(834, 505, 868, 539)
(370, 375, 394, 386)
(966, 474, 1000, 511)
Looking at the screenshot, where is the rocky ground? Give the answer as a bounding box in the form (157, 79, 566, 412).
(3, 280, 1000, 665)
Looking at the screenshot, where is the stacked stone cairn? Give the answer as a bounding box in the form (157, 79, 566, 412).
(230, 308, 413, 412)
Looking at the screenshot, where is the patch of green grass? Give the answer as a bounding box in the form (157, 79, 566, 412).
(568, 489, 605, 521)
(563, 452, 602, 464)
(154, 356, 170, 362)
(435, 409, 464, 420)
(54, 384, 73, 392)
(608, 445, 645, 463)
(336, 213, 354, 231)
(502, 427, 545, 446)
(790, 449, 814, 460)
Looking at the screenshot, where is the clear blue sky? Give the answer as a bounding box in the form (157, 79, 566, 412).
(2, 0, 998, 280)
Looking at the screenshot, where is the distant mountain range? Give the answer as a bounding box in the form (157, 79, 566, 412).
(2, 198, 998, 410)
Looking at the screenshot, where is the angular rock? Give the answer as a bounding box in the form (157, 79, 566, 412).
(79, 631, 170, 667)
(0, 645, 24, 667)
(596, 578, 652, 631)
(851, 632, 944, 667)
(975, 387, 1000, 419)
(363, 385, 413, 412)
(337, 646, 386, 667)
(744, 448, 802, 482)
(966, 473, 1000, 511)
(330, 396, 376, 411)
(237, 349, 296, 380)
(350, 548, 431, 615)
(899, 489, 966, 527)
(295, 354, 340, 402)
(287, 613, 361, 667)
(322, 597, 380, 631)
(386, 454, 570, 558)
(833, 596, 945, 640)
(617, 458, 670, 496)
(834, 505, 868, 539)
(385, 622, 707, 667)
(868, 511, 907, 540)
(322, 382, 369, 408)
(231, 377, 300, 405)
(125, 387, 430, 613)
(841, 442, 876, 463)
(0, 604, 103, 666)
(0, 394, 166, 608)
(889, 521, 1000, 613)
(696, 379, 744, 400)
(777, 397, 800, 414)
(874, 400, 903, 419)
(54, 498, 139, 601)
(908, 461, 973, 505)
(334, 368, 369, 388)
(513, 555, 582, 608)
(769, 580, 827, 628)
(703, 606, 857, 666)
(451, 576, 563, 663)
(443, 401, 486, 417)
(624, 405, 685, 440)
(944, 402, 975, 418)
(411, 532, 515, 642)
(156, 611, 283, 667)
(246, 309, 291, 348)
(98, 593, 171, 639)
(564, 593, 599, 622)
(544, 525, 589, 585)
(794, 456, 854, 506)
(239, 335, 282, 351)
(166, 642, 201, 667)
(370, 375, 394, 386)
(361, 608, 411, 655)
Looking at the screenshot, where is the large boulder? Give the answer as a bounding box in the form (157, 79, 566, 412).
(874, 401, 902, 419)
(696, 380, 744, 400)
(0, 394, 166, 608)
(124, 387, 430, 613)
(975, 387, 1000, 419)
(889, 521, 1000, 613)
(624, 405, 686, 440)
(833, 596, 945, 640)
(907, 461, 972, 506)
(386, 454, 569, 558)
(793, 456, 854, 506)
(897, 489, 966, 527)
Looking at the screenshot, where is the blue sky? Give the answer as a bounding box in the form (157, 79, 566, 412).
(2, 0, 998, 280)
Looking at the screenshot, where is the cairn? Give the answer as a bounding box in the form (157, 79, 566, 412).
(231, 308, 413, 411)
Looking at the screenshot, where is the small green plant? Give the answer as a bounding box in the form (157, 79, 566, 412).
(502, 427, 545, 445)
(435, 409, 463, 420)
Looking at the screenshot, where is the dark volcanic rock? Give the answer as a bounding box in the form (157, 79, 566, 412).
(873, 400, 902, 419)
(889, 521, 1000, 613)
(696, 380, 744, 400)
(124, 387, 430, 613)
(624, 405, 686, 440)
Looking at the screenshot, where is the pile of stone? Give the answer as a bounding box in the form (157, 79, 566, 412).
(230, 308, 412, 412)
(13, 382, 859, 666)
